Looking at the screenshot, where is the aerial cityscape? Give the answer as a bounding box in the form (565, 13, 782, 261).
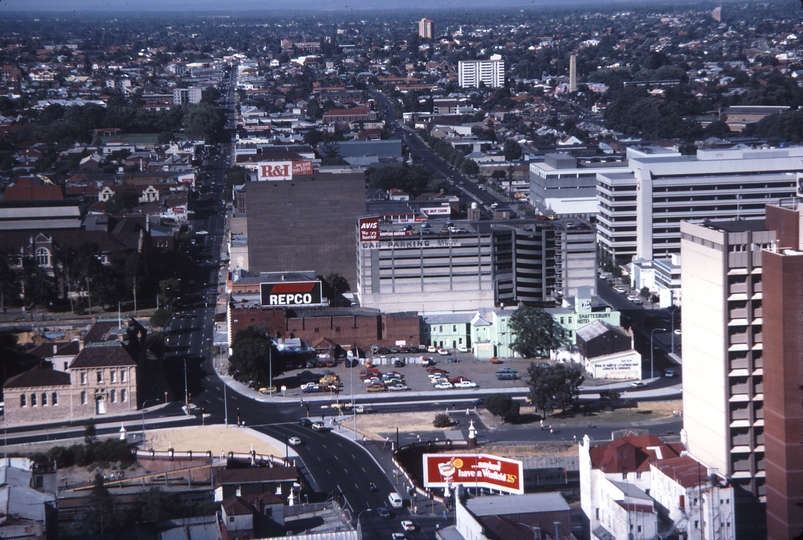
(0, 1, 800, 539)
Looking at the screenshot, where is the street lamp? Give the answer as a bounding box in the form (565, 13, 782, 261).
(141, 399, 160, 447)
(650, 328, 666, 379)
(669, 306, 679, 353)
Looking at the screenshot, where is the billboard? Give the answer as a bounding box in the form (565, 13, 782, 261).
(421, 206, 451, 216)
(359, 217, 380, 242)
(256, 161, 314, 180)
(423, 454, 524, 494)
(260, 281, 323, 306)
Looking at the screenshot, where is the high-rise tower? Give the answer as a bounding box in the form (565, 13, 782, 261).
(418, 18, 434, 39)
(569, 54, 577, 93)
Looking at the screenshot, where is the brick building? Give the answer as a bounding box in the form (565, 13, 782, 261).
(228, 305, 420, 351)
(3, 333, 139, 425)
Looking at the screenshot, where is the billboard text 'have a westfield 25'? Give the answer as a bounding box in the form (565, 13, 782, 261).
(422, 454, 523, 495)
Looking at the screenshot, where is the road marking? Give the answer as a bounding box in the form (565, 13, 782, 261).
(361, 467, 366, 473)
(317, 456, 322, 462)
(326, 469, 331, 475)
(354, 483, 359, 489)
(334, 455, 339, 461)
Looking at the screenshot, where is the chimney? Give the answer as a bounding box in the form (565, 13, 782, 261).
(53, 344, 58, 356)
(554, 521, 561, 540)
(532, 526, 541, 540)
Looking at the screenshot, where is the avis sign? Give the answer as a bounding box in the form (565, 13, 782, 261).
(260, 281, 323, 306)
(423, 454, 524, 494)
(359, 217, 379, 242)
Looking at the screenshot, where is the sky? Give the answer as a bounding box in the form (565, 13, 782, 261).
(1, 0, 633, 13)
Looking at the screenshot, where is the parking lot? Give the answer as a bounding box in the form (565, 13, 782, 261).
(272, 352, 539, 400)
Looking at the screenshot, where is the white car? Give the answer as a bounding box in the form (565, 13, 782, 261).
(401, 520, 416, 532)
(288, 436, 301, 445)
(455, 380, 477, 388)
(434, 382, 453, 390)
(437, 348, 450, 356)
(457, 345, 469, 353)
(196, 230, 208, 235)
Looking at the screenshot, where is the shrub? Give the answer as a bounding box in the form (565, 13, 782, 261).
(433, 413, 452, 428)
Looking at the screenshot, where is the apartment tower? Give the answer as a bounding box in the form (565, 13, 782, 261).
(569, 54, 577, 93)
(418, 18, 434, 39)
(681, 218, 771, 539)
(458, 55, 505, 89)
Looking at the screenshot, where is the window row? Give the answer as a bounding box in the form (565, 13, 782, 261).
(79, 389, 127, 404)
(79, 369, 128, 385)
(20, 392, 58, 407)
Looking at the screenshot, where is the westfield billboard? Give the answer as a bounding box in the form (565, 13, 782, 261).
(422, 454, 523, 494)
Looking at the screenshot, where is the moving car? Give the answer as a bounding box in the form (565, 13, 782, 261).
(630, 381, 647, 388)
(288, 436, 301, 445)
(401, 521, 416, 532)
(664, 368, 678, 377)
(311, 421, 326, 431)
(298, 418, 312, 427)
(377, 507, 392, 519)
(388, 492, 404, 508)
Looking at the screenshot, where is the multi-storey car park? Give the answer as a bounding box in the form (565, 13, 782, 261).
(355, 217, 596, 313)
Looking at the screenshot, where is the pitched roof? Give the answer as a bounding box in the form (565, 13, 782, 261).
(589, 434, 683, 474)
(69, 343, 136, 368)
(654, 455, 706, 488)
(4, 363, 71, 389)
(28, 340, 81, 359)
(221, 496, 253, 516)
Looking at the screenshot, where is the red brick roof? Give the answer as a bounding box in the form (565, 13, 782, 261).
(654, 455, 705, 488)
(590, 434, 683, 474)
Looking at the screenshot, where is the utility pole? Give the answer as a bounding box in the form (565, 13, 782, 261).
(183, 358, 189, 411)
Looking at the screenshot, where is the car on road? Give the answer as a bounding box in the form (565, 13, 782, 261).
(473, 398, 485, 406)
(288, 436, 301, 445)
(391, 534, 406, 540)
(301, 383, 320, 393)
(664, 369, 678, 377)
(368, 482, 378, 492)
(298, 418, 312, 427)
(401, 521, 416, 532)
(630, 381, 648, 388)
(311, 421, 326, 431)
(377, 507, 392, 519)
(615, 286, 627, 293)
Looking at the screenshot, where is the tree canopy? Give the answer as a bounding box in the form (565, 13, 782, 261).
(228, 325, 283, 384)
(508, 305, 564, 358)
(526, 363, 585, 417)
(484, 393, 520, 423)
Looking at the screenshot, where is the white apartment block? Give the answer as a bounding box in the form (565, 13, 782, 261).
(681, 219, 774, 500)
(580, 434, 735, 540)
(597, 146, 801, 263)
(530, 152, 629, 219)
(173, 86, 203, 106)
(458, 55, 504, 89)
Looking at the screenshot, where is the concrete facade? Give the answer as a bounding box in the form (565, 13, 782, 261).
(245, 167, 366, 287)
(458, 56, 504, 89)
(680, 219, 773, 503)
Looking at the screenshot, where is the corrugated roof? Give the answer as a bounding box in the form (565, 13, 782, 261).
(466, 492, 570, 516)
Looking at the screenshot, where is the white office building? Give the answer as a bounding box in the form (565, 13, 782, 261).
(597, 146, 802, 263)
(458, 55, 505, 89)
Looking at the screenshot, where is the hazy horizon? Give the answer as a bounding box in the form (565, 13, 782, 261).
(1, 0, 727, 14)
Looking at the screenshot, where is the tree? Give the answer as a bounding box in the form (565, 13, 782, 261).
(145, 331, 169, 360)
(639, 287, 651, 300)
(84, 418, 97, 444)
(485, 394, 520, 423)
(324, 272, 351, 296)
(150, 308, 172, 328)
(228, 325, 282, 384)
(503, 140, 522, 161)
(509, 305, 564, 358)
(526, 363, 585, 417)
(433, 413, 452, 427)
(158, 278, 181, 310)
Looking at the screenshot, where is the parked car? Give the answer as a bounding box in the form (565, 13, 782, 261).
(437, 348, 450, 356)
(394, 359, 406, 368)
(434, 382, 453, 390)
(496, 372, 517, 380)
(387, 383, 409, 391)
(489, 357, 501, 364)
(497, 367, 517, 373)
(457, 345, 469, 353)
(427, 346, 437, 353)
(455, 380, 478, 388)
(447, 357, 459, 363)
(301, 383, 320, 393)
(473, 398, 485, 406)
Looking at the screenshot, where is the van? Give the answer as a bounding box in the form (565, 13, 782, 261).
(388, 492, 403, 509)
(311, 421, 325, 431)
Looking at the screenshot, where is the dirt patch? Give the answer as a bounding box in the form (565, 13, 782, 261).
(481, 443, 577, 457)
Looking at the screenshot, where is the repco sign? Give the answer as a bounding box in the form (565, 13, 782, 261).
(260, 281, 323, 306)
(359, 217, 379, 242)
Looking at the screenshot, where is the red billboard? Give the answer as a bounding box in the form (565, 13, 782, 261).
(423, 454, 523, 494)
(292, 161, 313, 176)
(359, 217, 380, 242)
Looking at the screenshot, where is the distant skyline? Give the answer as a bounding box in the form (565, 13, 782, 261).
(1, 0, 722, 14)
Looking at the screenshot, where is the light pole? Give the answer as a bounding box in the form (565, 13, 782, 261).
(183, 358, 189, 412)
(223, 370, 228, 427)
(650, 328, 666, 379)
(141, 399, 160, 447)
(669, 306, 679, 353)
